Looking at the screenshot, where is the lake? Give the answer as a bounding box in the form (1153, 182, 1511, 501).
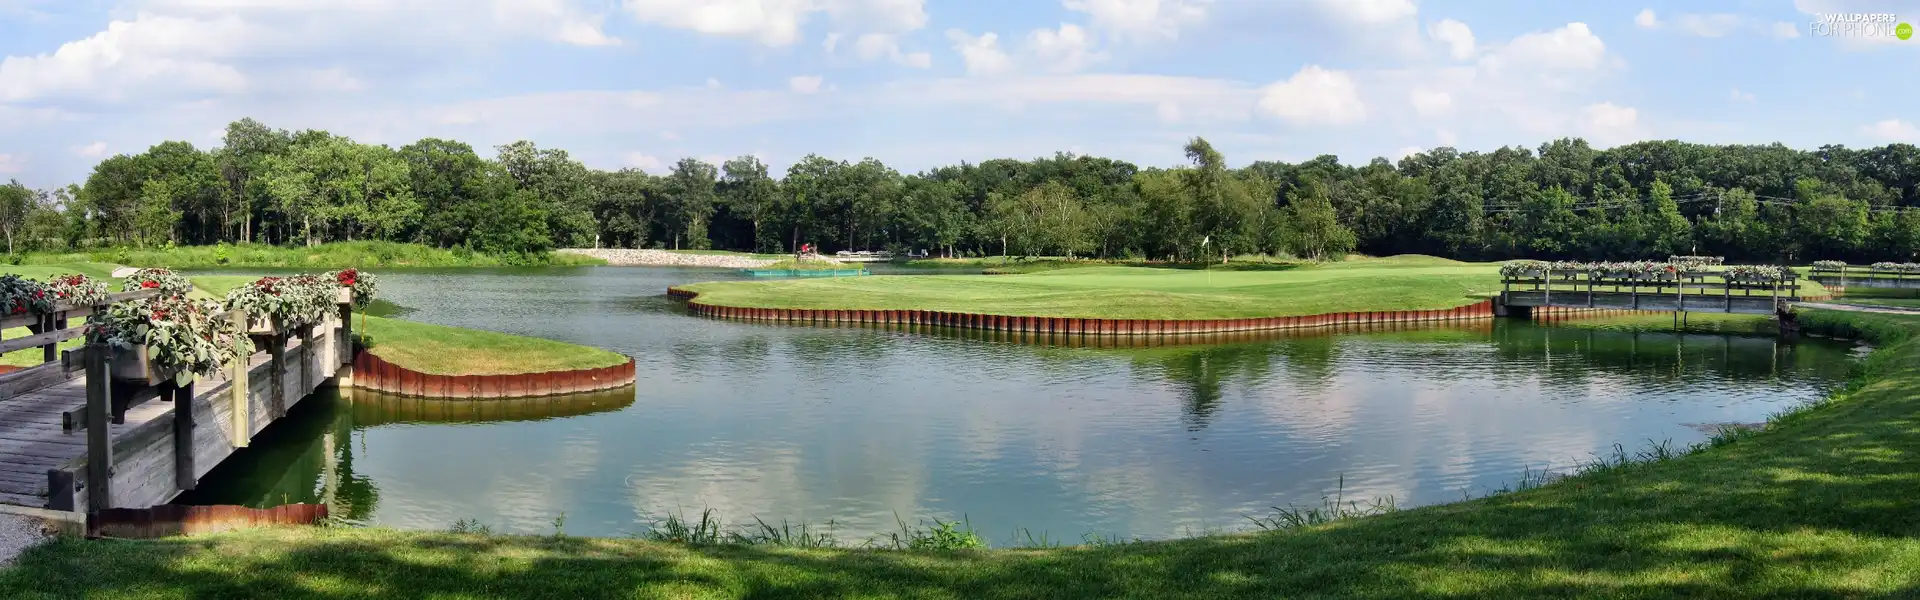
(182, 266, 1861, 544)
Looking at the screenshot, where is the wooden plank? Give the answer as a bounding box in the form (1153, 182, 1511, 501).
(229, 310, 249, 448)
(0, 327, 81, 357)
(0, 439, 85, 460)
(0, 363, 79, 398)
(0, 478, 46, 497)
(0, 491, 48, 508)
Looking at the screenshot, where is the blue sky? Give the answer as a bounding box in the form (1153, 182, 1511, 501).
(0, 0, 1916, 188)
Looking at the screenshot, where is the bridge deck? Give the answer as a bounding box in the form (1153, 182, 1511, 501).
(0, 319, 344, 511)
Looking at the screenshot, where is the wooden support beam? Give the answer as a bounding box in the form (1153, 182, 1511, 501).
(45, 469, 74, 512)
(84, 342, 111, 512)
(173, 381, 196, 492)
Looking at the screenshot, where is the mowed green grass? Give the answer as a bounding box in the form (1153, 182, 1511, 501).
(682, 256, 1505, 319)
(190, 276, 626, 376)
(1, 310, 1916, 598)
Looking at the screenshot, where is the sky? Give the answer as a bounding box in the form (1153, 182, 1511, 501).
(0, 0, 1916, 189)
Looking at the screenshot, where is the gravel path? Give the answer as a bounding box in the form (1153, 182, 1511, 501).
(0, 513, 50, 565)
(558, 249, 785, 269)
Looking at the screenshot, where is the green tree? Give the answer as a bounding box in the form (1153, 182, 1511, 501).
(661, 158, 719, 250)
(720, 156, 780, 252)
(1283, 179, 1357, 261)
(1646, 181, 1694, 256)
(0, 180, 35, 254)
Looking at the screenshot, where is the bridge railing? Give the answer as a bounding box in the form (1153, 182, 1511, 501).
(1809, 264, 1920, 285)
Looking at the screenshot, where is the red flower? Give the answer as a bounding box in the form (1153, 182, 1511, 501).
(141, 280, 159, 289)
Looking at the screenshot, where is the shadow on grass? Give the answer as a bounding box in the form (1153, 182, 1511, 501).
(4, 315, 1918, 599)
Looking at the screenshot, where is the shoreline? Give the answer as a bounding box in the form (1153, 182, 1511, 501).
(557, 248, 784, 268)
(2, 309, 1911, 597)
(669, 284, 1510, 334)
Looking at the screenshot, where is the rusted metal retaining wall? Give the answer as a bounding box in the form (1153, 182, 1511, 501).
(667, 286, 1496, 334)
(89, 503, 328, 539)
(349, 352, 636, 399)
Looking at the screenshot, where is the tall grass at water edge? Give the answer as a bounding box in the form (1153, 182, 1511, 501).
(10, 241, 604, 268)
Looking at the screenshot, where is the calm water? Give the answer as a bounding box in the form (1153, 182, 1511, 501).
(183, 266, 1860, 543)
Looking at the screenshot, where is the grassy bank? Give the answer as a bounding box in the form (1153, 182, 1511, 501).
(189, 276, 626, 376)
(1, 308, 1915, 598)
(682, 255, 1505, 319)
(1538, 311, 1783, 336)
(13, 241, 604, 269)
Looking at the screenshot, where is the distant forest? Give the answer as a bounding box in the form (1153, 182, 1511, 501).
(2, 117, 1918, 263)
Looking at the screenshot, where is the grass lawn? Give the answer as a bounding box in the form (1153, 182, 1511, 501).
(1539, 311, 1782, 336)
(681, 255, 1507, 319)
(189, 275, 626, 376)
(15, 241, 603, 269)
(751, 259, 868, 272)
(0, 309, 1914, 598)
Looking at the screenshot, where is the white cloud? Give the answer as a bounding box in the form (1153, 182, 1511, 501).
(1435, 128, 1458, 146)
(1575, 102, 1650, 146)
(1770, 21, 1801, 39)
(1634, 8, 1659, 29)
(1481, 22, 1606, 72)
(1315, 0, 1416, 24)
(0, 1, 620, 104)
(304, 67, 365, 92)
(1410, 88, 1452, 116)
(621, 0, 812, 45)
(1255, 65, 1366, 126)
(1862, 118, 1920, 142)
(788, 75, 824, 94)
(1029, 23, 1104, 73)
(621, 0, 926, 47)
(706, 77, 723, 88)
(73, 141, 107, 158)
(946, 29, 1012, 76)
(1428, 19, 1475, 60)
(822, 32, 842, 52)
(624, 152, 664, 171)
(660, 130, 682, 141)
(1063, 0, 1208, 41)
(0, 153, 20, 174)
(851, 33, 931, 68)
(1396, 145, 1423, 159)
(1729, 87, 1755, 102)
(1155, 100, 1182, 123)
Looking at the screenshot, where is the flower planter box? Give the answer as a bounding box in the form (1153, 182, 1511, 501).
(336, 287, 352, 304)
(109, 345, 183, 386)
(248, 315, 284, 336)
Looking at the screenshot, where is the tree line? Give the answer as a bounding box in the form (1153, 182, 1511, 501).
(3, 117, 1918, 263)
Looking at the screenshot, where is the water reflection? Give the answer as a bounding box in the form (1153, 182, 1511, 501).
(182, 267, 1860, 542)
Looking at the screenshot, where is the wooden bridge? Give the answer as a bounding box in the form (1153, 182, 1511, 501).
(0, 290, 352, 514)
(1808, 265, 1920, 290)
(1498, 270, 1801, 317)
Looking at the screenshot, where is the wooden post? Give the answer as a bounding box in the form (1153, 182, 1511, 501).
(173, 380, 196, 491)
(45, 469, 74, 512)
(339, 302, 353, 367)
(85, 342, 113, 511)
(268, 335, 287, 419)
(229, 311, 250, 448)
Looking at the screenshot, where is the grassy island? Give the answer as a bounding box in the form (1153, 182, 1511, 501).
(685, 255, 1504, 319)
(186, 276, 626, 376)
(0, 309, 1914, 598)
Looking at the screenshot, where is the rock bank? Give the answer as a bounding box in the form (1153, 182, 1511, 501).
(558, 249, 783, 268)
